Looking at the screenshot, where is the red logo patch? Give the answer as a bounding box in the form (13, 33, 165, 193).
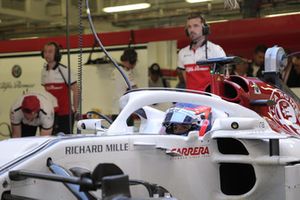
(171, 146, 209, 156)
(269, 89, 300, 135)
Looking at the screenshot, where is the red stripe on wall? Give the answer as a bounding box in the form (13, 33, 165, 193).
(1, 14, 300, 59)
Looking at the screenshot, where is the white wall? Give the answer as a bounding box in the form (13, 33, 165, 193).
(147, 40, 177, 70)
(81, 46, 148, 114)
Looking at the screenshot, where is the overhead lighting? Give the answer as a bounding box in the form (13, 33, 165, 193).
(207, 19, 228, 24)
(265, 11, 300, 18)
(186, 0, 211, 3)
(103, 3, 151, 13)
(9, 36, 39, 40)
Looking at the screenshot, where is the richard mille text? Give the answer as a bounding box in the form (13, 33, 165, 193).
(65, 143, 129, 155)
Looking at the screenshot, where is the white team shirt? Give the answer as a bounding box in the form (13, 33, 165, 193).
(177, 41, 226, 90)
(10, 92, 56, 129)
(41, 63, 76, 86)
(41, 63, 76, 115)
(177, 41, 226, 70)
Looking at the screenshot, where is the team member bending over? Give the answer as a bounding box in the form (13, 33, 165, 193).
(10, 92, 56, 137)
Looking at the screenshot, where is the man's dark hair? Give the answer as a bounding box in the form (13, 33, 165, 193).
(149, 63, 161, 75)
(187, 13, 207, 24)
(254, 44, 268, 54)
(120, 48, 137, 65)
(186, 13, 210, 36)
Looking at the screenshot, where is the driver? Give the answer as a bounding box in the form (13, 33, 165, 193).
(162, 103, 212, 136)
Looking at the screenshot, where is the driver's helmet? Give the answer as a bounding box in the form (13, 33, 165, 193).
(162, 103, 212, 136)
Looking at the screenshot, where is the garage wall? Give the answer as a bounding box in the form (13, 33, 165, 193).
(1, 14, 299, 136)
(0, 46, 149, 136)
(2, 14, 300, 60)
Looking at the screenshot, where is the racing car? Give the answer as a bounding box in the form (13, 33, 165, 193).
(0, 46, 300, 200)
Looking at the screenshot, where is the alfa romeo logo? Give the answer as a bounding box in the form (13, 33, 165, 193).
(269, 89, 300, 135)
(12, 64, 22, 78)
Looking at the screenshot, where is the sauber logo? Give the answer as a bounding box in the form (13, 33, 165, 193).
(171, 146, 209, 156)
(185, 65, 210, 73)
(269, 89, 300, 135)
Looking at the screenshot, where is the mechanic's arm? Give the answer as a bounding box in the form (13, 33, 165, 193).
(11, 124, 21, 138)
(182, 70, 186, 82)
(40, 107, 55, 136)
(71, 82, 79, 113)
(177, 50, 186, 84)
(176, 68, 186, 83)
(40, 128, 53, 136)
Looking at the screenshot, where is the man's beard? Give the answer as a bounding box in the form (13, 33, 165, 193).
(190, 33, 202, 43)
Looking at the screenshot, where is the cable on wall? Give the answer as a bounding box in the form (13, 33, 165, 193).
(85, 0, 132, 90)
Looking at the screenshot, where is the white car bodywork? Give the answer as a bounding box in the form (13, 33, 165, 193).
(1, 89, 300, 200)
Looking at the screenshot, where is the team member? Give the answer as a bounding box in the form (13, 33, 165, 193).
(148, 63, 169, 88)
(111, 48, 138, 125)
(111, 48, 138, 113)
(247, 44, 268, 78)
(10, 92, 56, 138)
(41, 42, 78, 135)
(285, 55, 300, 87)
(177, 13, 226, 91)
(230, 57, 249, 77)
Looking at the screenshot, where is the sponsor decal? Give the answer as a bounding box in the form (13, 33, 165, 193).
(259, 122, 265, 129)
(12, 65, 22, 78)
(106, 143, 129, 152)
(253, 84, 261, 94)
(65, 143, 129, 155)
(269, 89, 300, 135)
(0, 81, 34, 92)
(0, 65, 35, 91)
(185, 64, 210, 73)
(171, 146, 209, 157)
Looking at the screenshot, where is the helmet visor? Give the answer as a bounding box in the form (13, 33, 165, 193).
(163, 107, 196, 135)
(163, 107, 195, 125)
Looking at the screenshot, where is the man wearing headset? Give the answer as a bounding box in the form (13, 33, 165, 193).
(41, 42, 78, 135)
(177, 13, 226, 91)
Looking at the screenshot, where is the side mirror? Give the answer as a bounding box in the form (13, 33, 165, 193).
(77, 119, 106, 133)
